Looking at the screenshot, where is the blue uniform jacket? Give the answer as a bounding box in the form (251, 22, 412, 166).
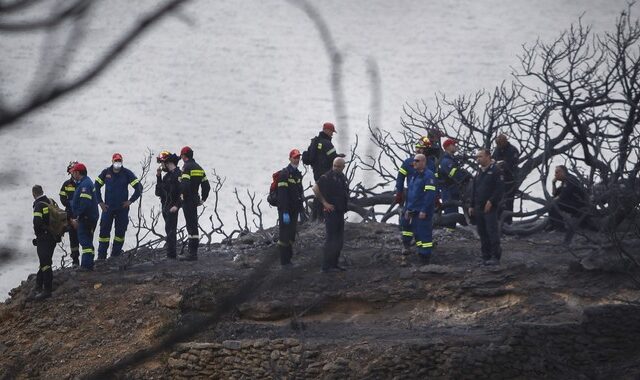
(72, 176, 99, 221)
(438, 152, 467, 187)
(396, 156, 437, 193)
(95, 166, 142, 208)
(406, 169, 437, 215)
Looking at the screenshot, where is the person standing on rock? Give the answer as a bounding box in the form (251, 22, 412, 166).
(493, 134, 520, 224)
(94, 153, 142, 260)
(394, 136, 431, 254)
(179, 146, 211, 261)
(31, 185, 57, 300)
(405, 153, 438, 264)
(155, 151, 182, 259)
(277, 149, 304, 267)
(59, 161, 80, 267)
(70, 162, 99, 271)
(438, 138, 470, 227)
(313, 157, 350, 273)
(469, 149, 504, 266)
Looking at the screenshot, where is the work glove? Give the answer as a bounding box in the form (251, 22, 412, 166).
(394, 192, 404, 205)
(282, 212, 291, 225)
(32, 238, 38, 246)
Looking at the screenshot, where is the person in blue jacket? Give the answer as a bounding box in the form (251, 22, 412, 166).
(405, 153, 438, 264)
(394, 136, 433, 254)
(438, 138, 470, 226)
(94, 153, 142, 259)
(69, 163, 99, 270)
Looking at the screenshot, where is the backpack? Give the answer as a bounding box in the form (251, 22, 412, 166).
(301, 137, 318, 166)
(41, 199, 67, 241)
(267, 170, 283, 207)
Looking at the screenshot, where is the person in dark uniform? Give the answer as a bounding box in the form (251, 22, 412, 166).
(59, 162, 80, 267)
(394, 136, 431, 254)
(277, 149, 305, 267)
(405, 154, 438, 264)
(306, 122, 344, 222)
(32, 185, 57, 300)
(493, 134, 520, 224)
(94, 153, 142, 259)
(69, 162, 99, 271)
(469, 149, 505, 266)
(438, 138, 470, 227)
(179, 146, 211, 261)
(548, 165, 589, 231)
(155, 151, 182, 259)
(313, 157, 349, 272)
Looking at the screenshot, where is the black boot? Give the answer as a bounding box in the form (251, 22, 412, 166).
(34, 289, 52, 301)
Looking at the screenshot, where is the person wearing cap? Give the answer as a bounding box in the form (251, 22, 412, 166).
(405, 154, 438, 264)
(437, 138, 470, 226)
(94, 153, 142, 259)
(394, 136, 431, 254)
(69, 163, 99, 270)
(179, 146, 211, 261)
(155, 151, 182, 259)
(312, 157, 349, 272)
(59, 161, 80, 267)
(305, 122, 344, 222)
(469, 149, 504, 266)
(276, 149, 305, 267)
(31, 185, 57, 300)
(492, 134, 520, 224)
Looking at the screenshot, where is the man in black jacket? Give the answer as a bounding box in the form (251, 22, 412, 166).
(493, 134, 520, 224)
(32, 185, 57, 300)
(469, 149, 505, 266)
(306, 122, 343, 221)
(179, 146, 211, 261)
(313, 157, 349, 272)
(548, 165, 588, 231)
(156, 152, 182, 259)
(277, 149, 305, 267)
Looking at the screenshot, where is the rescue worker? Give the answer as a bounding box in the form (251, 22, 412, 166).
(277, 149, 304, 267)
(438, 138, 469, 226)
(69, 162, 99, 271)
(31, 185, 57, 300)
(493, 134, 520, 224)
(548, 165, 589, 231)
(405, 154, 438, 264)
(179, 146, 210, 261)
(469, 149, 504, 266)
(306, 122, 344, 221)
(155, 151, 182, 259)
(94, 153, 142, 259)
(394, 136, 432, 254)
(313, 157, 349, 273)
(59, 161, 80, 267)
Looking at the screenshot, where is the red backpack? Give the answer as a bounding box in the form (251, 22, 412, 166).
(267, 170, 283, 207)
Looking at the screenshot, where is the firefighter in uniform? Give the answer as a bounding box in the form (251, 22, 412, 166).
(59, 162, 80, 267)
(94, 153, 142, 259)
(470, 149, 505, 265)
(394, 136, 432, 254)
(32, 185, 57, 300)
(493, 134, 520, 224)
(155, 151, 182, 259)
(277, 149, 304, 266)
(438, 138, 470, 226)
(70, 162, 99, 270)
(405, 154, 438, 264)
(307, 122, 343, 221)
(313, 157, 349, 272)
(179, 146, 211, 261)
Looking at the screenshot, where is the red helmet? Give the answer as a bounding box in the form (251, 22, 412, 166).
(70, 162, 87, 173)
(112, 153, 123, 162)
(323, 122, 336, 133)
(289, 149, 301, 159)
(443, 138, 456, 149)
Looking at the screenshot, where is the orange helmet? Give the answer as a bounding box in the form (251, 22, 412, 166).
(415, 136, 431, 149)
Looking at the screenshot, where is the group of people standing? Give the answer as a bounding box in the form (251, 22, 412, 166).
(31, 146, 210, 300)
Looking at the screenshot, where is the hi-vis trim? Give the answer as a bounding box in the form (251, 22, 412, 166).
(114, 236, 125, 243)
(42, 207, 49, 214)
(82, 248, 94, 254)
(130, 179, 140, 187)
(96, 177, 105, 185)
(424, 185, 436, 191)
(402, 231, 414, 236)
(64, 186, 76, 192)
(188, 235, 199, 239)
(33, 212, 43, 218)
(181, 174, 191, 179)
(98, 237, 110, 243)
(288, 178, 301, 184)
(278, 182, 288, 187)
(449, 167, 458, 177)
(80, 193, 92, 200)
(41, 265, 51, 271)
(190, 169, 205, 177)
(398, 167, 408, 176)
(326, 148, 336, 155)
